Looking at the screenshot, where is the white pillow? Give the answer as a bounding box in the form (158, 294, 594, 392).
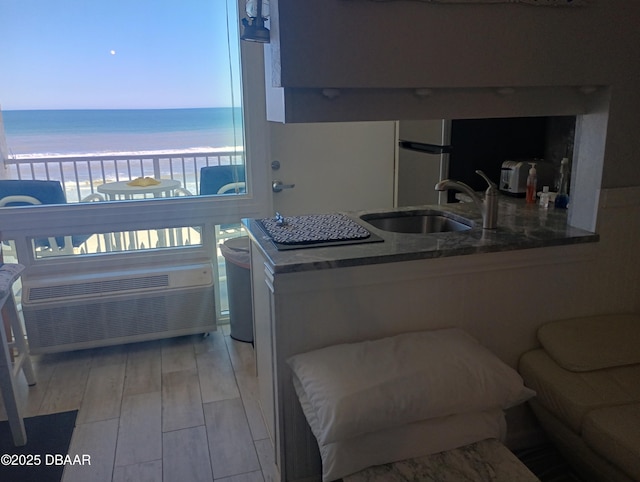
(293, 375, 507, 482)
(320, 414, 506, 482)
(287, 328, 534, 445)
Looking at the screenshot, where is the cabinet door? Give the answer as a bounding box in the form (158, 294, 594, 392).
(250, 245, 277, 448)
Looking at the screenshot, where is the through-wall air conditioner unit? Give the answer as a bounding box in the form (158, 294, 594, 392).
(21, 262, 216, 354)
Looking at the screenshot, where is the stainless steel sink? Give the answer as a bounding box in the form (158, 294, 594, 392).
(360, 210, 473, 234)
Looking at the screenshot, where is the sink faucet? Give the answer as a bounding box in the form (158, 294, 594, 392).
(435, 170, 499, 230)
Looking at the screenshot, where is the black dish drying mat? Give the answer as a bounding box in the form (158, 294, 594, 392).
(257, 213, 383, 250)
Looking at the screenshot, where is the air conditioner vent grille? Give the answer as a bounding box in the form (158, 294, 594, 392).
(23, 287, 216, 353)
(28, 274, 170, 301)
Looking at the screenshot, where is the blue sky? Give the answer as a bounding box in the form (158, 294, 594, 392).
(0, 0, 242, 110)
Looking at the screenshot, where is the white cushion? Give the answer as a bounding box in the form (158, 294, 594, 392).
(582, 403, 640, 481)
(538, 313, 640, 371)
(519, 349, 640, 433)
(287, 328, 534, 445)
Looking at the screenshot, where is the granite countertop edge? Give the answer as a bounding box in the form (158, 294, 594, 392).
(243, 198, 599, 274)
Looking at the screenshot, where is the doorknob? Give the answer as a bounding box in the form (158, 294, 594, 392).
(272, 180, 295, 193)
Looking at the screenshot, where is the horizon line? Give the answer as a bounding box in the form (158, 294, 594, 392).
(1, 106, 241, 112)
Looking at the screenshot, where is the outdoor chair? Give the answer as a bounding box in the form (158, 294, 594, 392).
(199, 165, 246, 238)
(0, 180, 104, 257)
(199, 165, 246, 195)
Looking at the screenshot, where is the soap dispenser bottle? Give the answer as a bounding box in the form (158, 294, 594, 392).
(526, 162, 537, 204)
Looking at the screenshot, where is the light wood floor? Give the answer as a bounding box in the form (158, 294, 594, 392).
(1, 325, 279, 482)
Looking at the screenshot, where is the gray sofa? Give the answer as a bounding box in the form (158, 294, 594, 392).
(519, 313, 640, 482)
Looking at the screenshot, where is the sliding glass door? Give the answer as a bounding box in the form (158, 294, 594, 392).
(0, 0, 271, 323)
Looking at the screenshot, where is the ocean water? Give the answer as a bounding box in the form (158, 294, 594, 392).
(2, 107, 244, 157)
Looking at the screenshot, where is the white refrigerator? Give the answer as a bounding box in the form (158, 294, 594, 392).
(397, 120, 451, 206)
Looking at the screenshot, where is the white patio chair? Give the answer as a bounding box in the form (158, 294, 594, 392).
(0, 181, 106, 257)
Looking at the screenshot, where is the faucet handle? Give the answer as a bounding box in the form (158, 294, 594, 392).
(475, 170, 497, 191)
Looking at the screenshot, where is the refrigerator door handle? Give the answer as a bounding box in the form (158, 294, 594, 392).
(399, 140, 453, 155)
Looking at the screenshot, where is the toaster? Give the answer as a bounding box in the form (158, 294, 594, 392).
(500, 160, 555, 196)
(500, 161, 529, 195)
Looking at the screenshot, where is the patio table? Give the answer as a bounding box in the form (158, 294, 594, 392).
(97, 179, 182, 250)
(97, 179, 181, 200)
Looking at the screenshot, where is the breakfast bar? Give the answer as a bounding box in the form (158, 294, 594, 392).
(245, 196, 597, 273)
(244, 197, 599, 482)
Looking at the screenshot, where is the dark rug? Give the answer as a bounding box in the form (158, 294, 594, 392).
(515, 443, 585, 482)
(0, 410, 77, 482)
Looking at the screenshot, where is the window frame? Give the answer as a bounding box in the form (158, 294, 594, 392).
(0, 1, 272, 271)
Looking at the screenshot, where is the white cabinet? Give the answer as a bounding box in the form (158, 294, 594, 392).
(251, 244, 276, 443)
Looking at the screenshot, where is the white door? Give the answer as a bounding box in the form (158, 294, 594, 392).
(268, 121, 396, 216)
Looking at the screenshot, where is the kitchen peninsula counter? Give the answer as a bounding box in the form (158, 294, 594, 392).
(245, 197, 600, 482)
(243, 197, 598, 274)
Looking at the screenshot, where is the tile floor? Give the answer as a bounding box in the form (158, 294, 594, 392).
(1, 325, 279, 482)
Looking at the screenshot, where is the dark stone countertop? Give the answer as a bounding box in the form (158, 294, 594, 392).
(243, 197, 599, 274)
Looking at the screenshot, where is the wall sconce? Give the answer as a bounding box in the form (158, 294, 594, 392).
(241, 0, 270, 43)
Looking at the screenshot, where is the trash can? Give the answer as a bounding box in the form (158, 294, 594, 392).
(220, 236, 253, 343)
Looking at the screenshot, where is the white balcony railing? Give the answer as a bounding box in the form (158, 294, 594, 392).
(3, 149, 244, 202)
(1, 149, 246, 262)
